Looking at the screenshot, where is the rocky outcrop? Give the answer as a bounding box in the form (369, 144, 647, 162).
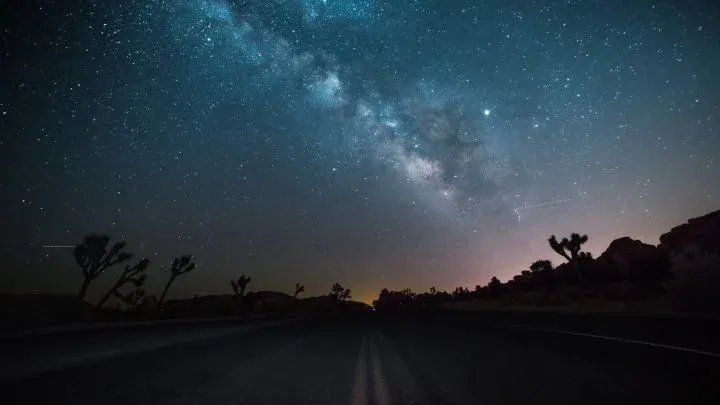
(659, 210, 720, 255)
(599, 237, 663, 267)
(597, 237, 671, 282)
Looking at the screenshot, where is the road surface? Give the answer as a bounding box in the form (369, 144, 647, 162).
(2, 315, 719, 404)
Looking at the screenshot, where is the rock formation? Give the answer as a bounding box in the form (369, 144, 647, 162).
(597, 237, 671, 282)
(659, 209, 720, 255)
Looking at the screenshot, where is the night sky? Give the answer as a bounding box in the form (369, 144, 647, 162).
(2, 0, 719, 303)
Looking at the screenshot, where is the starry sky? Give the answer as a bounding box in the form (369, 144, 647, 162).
(1, 0, 719, 303)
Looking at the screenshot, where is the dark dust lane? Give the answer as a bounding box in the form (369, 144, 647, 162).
(2, 317, 719, 405)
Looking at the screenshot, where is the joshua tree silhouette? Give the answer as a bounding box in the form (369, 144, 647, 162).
(330, 283, 351, 302)
(116, 288, 146, 308)
(159, 255, 197, 305)
(548, 233, 590, 284)
(231, 275, 252, 300)
(294, 282, 305, 298)
(548, 233, 588, 262)
(73, 234, 134, 301)
(97, 257, 151, 308)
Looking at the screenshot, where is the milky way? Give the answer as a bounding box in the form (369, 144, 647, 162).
(158, 0, 531, 225)
(1, 0, 719, 301)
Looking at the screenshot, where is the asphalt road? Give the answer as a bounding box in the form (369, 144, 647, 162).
(0, 318, 295, 382)
(2, 315, 719, 404)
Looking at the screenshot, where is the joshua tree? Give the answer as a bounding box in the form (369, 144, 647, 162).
(331, 283, 342, 298)
(115, 288, 146, 308)
(159, 255, 197, 305)
(73, 234, 134, 301)
(548, 233, 588, 262)
(548, 233, 589, 284)
(429, 286, 438, 295)
(294, 282, 305, 298)
(231, 275, 252, 300)
(97, 258, 151, 308)
(330, 283, 351, 302)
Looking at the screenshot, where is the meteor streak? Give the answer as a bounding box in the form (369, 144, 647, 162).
(512, 198, 572, 213)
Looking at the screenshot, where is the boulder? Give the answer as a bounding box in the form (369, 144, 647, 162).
(659, 210, 720, 255)
(599, 237, 663, 266)
(597, 237, 670, 282)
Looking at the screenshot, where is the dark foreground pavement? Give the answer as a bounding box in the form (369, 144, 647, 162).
(2, 314, 719, 404)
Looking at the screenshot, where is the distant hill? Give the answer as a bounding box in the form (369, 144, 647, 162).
(0, 290, 374, 330)
(160, 294, 247, 318)
(297, 295, 373, 315)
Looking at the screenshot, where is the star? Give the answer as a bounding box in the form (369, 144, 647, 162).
(1, 0, 718, 301)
